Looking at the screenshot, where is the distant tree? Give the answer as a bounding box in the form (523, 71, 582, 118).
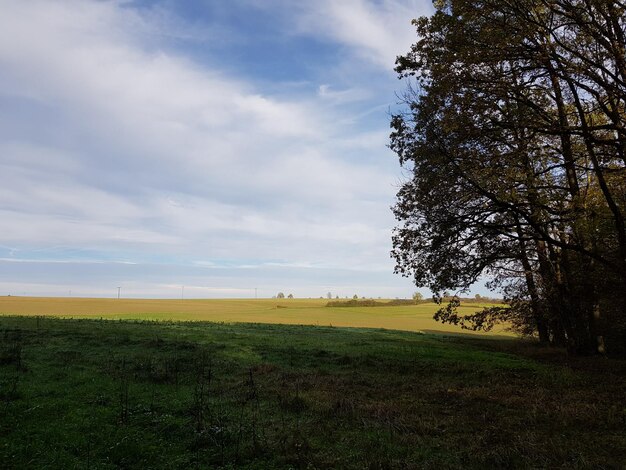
(475, 294, 482, 300)
(327, 292, 332, 299)
(287, 294, 293, 299)
(412, 292, 424, 303)
(353, 294, 358, 300)
(277, 292, 285, 299)
(335, 295, 339, 299)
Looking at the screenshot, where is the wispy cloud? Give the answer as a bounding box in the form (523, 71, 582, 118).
(294, 0, 430, 69)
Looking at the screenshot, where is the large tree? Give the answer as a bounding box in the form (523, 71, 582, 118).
(391, 0, 626, 354)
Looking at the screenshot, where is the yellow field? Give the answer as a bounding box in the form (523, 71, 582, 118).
(0, 296, 512, 336)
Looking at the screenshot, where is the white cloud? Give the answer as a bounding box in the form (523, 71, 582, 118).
(317, 84, 371, 104)
(0, 0, 429, 298)
(295, 0, 430, 69)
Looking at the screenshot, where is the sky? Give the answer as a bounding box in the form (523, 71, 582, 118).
(0, 0, 463, 299)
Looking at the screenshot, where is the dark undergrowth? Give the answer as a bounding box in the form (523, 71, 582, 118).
(1, 316, 625, 469)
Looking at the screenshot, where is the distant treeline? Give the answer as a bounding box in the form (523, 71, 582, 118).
(326, 299, 413, 308)
(326, 297, 502, 308)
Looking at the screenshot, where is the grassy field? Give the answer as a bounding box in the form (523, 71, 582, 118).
(1, 315, 625, 468)
(0, 296, 511, 336)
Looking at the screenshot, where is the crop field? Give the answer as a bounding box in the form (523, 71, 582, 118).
(1, 315, 625, 468)
(0, 296, 510, 336)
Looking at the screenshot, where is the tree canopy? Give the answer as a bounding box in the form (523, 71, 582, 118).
(391, 0, 626, 354)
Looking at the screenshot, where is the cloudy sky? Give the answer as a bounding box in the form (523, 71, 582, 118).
(0, 0, 443, 299)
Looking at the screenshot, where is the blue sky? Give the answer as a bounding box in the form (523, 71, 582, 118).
(0, 0, 480, 299)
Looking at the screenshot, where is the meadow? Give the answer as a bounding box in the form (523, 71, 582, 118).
(0, 296, 509, 336)
(1, 298, 625, 468)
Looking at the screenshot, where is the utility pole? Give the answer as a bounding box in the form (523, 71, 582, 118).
(117, 287, 121, 299)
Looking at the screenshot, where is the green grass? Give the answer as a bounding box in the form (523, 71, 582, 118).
(1, 316, 625, 468)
